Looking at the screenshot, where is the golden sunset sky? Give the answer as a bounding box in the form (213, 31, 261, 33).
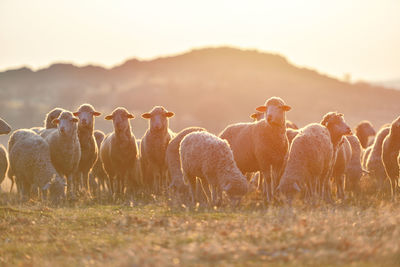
(1, 0, 399, 81)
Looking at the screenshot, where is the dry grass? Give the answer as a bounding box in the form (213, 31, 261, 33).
(1, 189, 400, 267)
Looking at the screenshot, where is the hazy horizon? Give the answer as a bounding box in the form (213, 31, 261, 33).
(1, 0, 400, 82)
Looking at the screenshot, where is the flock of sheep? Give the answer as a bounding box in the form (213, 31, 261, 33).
(0, 96, 399, 205)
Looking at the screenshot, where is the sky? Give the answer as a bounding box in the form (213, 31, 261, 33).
(1, 0, 400, 82)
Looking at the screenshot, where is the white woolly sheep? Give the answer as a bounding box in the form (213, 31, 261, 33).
(355, 121, 376, 149)
(220, 97, 291, 202)
(277, 112, 351, 201)
(89, 130, 109, 195)
(382, 116, 400, 199)
(166, 127, 206, 195)
(100, 107, 138, 197)
(140, 106, 175, 193)
(40, 111, 81, 198)
(0, 117, 11, 135)
(0, 145, 8, 187)
(8, 129, 65, 202)
(345, 135, 368, 195)
(180, 131, 249, 205)
(72, 104, 101, 195)
(366, 126, 390, 193)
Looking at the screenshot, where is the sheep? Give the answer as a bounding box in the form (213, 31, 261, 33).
(0, 145, 8, 187)
(220, 97, 291, 202)
(345, 135, 368, 195)
(140, 106, 175, 193)
(277, 112, 351, 201)
(355, 121, 376, 149)
(72, 104, 101, 195)
(180, 131, 249, 205)
(331, 137, 352, 199)
(100, 107, 138, 197)
(89, 130, 109, 195)
(40, 111, 81, 198)
(166, 127, 206, 195)
(31, 107, 65, 134)
(366, 126, 390, 193)
(382, 116, 400, 199)
(0, 117, 11, 135)
(8, 129, 65, 202)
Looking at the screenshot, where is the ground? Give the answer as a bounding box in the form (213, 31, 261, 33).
(1, 190, 400, 267)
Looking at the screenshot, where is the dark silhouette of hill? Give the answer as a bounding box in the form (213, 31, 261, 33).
(0, 46, 399, 142)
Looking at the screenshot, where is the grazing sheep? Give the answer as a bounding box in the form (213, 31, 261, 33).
(345, 135, 368, 194)
(220, 97, 291, 201)
(382, 116, 400, 198)
(355, 121, 376, 149)
(0, 145, 8, 187)
(140, 106, 175, 193)
(8, 129, 65, 201)
(166, 127, 206, 194)
(180, 131, 249, 204)
(100, 107, 138, 197)
(277, 112, 352, 201)
(331, 137, 352, 199)
(72, 104, 101, 195)
(366, 126, 390, 192)
(0, 117, 11, 135)
(89, 130, 109, 195)
(40, 111, 81, 198)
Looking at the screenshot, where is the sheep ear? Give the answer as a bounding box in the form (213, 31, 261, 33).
(282, 105, 291, 111)
(52, 118, 60, 125)
(127, 113, 135, 119)
(73, 112, 80, 116)
(93, 111, 101, 116)
(256, 106, 267, 112)
(104, 115, 113, 120)
(72, 117, 79, 123)
(165, 112, 174, 118)
(141, 113, 152, 119)
(250, 113, 258, 119)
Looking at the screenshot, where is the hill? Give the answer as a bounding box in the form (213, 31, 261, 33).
(0, 46, 399, 143)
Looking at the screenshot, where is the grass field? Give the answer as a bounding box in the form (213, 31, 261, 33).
(1, 188, 400, 267)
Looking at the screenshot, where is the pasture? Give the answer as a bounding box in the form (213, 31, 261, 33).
(1, 186, 400, 266)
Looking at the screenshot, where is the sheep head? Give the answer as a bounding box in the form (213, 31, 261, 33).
(256, 97, 291, 127)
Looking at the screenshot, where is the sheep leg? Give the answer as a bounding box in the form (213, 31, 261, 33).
(67, 174, 75, 199)
(183, 172, 197, 204)
(261, 170, 272, 203)
(335, 174, 345, 199)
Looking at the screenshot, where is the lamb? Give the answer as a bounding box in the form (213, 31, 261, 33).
(355, 121, 376, 149)
(366, 126, 390, 192)
(31, 107, 65, 134)
(8, 129, 65, 201)
(100, 107, 138, 197)
(180, 131, 249, 204)
(72, 104, 101, 195)
(89, 130, 109, 195)
(0, 117, 11, 135)
(277, 112, 351, 201)
(140, 106, 175, 193)
(382, 116, 400, 198)
(345, 135, 368, 194)
(40, 111, 81, 198)
(166, 127, 206, 194)
(220, 97, 291, 201)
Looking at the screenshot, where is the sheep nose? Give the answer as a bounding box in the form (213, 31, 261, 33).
(82, 119, 87, 124)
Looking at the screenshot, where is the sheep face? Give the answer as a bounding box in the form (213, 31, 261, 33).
(105, 107, 134, 132)
(142, 106, 174, 132)
(223, 176, 249, 202)
(256, 97, 291, 127)
(52, 111, 79, 137)
(73, 104, 101, 129)
(45, 108, 64, 129)
(321, 112, 352, 137)
(43, 175, 66, 202)
(249, 111, 264, 122)
(0, 118, 11, 135)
